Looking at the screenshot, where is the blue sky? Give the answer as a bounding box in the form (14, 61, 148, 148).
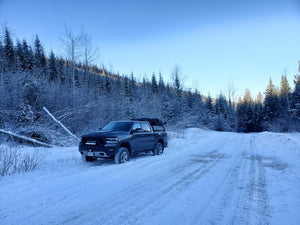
(0, 0, 300, 99)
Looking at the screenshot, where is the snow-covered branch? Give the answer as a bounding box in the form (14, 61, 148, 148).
(0, 129, 54, 147)
(43, 107, 80, 142)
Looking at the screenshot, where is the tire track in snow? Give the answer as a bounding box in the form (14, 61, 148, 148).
(223, 135, 270, 225)
(244, 135, 270, 225)
(187, 135, 249, 225)
(196, 135, 270, 225)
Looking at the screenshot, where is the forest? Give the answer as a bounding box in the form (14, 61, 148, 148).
(0, 26, 300, 145)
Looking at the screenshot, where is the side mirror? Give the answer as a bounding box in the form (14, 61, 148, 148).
(131, 128, 142, 134)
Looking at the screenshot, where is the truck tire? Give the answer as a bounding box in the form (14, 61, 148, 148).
(114, 147, 130, 164)
(153, 142, 164, 155)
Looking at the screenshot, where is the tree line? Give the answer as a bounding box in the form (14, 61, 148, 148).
(0, 26, 299, 144)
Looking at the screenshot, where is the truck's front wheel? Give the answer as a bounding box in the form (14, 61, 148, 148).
(114, 147, 130, 164)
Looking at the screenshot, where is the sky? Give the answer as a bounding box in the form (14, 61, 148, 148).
(0, 0, 300, 99)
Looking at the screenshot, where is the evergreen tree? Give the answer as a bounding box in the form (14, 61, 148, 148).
(253, 93, 264, 132)
(171, 65, 183, 97)
(151, 73, 158, 94)
(124, 76, 134, 118)
(214, 93, 229, 131)
(161, 87, 176, 122)
(57, 57, 65, 84)
(243, 89, 252, 104)
(242, 90, 254, 132)
(264, 79, 279, 125)
(203, 94, 215, 128)
(277, 75, 291, 131)
(290, 74, 300, 129)
(0, 40, 4, 73)
(158, 71, 165, 93)
(256, 92, 263, 104)
(130, 72, 136, 96)
(236, 90, 255, 132)
(104, 75, 111, 94)
(22, 40, 33, 70)
(186, 90, 194, 109)
(205, 94, 214, 113)
(215, 93, 227, 116)
(48, 51, 57, 81)
(33, 35, 46, 72)
(15, 40, 24, 70)
(4, 27, 15, 70)
(280, 75, 290, 97)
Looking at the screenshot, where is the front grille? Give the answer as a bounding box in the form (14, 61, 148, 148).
(98, 137, 105, 145)
(82, 137, 105, 146)
(85, 140, 97, 145)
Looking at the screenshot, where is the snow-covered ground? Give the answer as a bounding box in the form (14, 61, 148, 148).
(0, 129, 300, 225)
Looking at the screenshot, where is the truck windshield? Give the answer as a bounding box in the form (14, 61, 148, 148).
(102, 122, 133, 132)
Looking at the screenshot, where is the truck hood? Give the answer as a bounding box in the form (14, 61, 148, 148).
(81, 130, 129, 138)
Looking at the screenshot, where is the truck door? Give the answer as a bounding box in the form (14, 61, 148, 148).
(141, 122, 156, 150)
(130, 122, 144, 153)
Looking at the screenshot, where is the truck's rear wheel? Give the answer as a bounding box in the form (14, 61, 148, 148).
(153, 143, 164, 155)
(114, 147, 130, 164)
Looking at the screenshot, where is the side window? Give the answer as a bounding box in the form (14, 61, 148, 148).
(132, 122, 141, 130)
(152, 125, 165, 131)
(141, 123, 152, 132)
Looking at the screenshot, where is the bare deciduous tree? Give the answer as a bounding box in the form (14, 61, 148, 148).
(61, 25, 83, 109)
(81, 31, 100, 80)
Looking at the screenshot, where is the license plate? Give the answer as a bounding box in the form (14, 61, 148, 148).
(87, 152, 94, 156)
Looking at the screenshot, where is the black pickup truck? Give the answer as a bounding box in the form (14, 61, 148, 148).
(79, 118, 167, 164)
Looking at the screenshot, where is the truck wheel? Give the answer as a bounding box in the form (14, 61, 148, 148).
(82, 155, 96, 162)
(153, 143, 164, 155)
(114, 147, 130, 164)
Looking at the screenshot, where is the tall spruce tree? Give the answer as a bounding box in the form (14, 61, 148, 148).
(290, 74, 300, 129)
(171, 65, 183, 97)
(48, 51, 57, 81)
(280, 75, 290, 96)
(22, 40, 33, 70)
(15, 40, 24, 70)
(0, 40, 4, 73)
(264, 79, 279, 126)
(104, 75, 111, 94)
(278, 75, 291, 131)
(4, 27, 15, 71)
(158, 71, 165, 93)
(130, 72, 136, 96)
(151, 73, 158, 94)
(253, 92, 264, 132)
(33, 35, 46, 72)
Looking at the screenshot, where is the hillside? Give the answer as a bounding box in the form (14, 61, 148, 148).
(1, 27, 300, 146)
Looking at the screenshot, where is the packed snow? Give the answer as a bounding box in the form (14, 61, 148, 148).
(0, 129, 300, 225)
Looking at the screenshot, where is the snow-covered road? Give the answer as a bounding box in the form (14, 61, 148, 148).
(1, 129, 300, 225)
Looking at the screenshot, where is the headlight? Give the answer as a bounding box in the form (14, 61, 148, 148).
(106, 137, 119, 144)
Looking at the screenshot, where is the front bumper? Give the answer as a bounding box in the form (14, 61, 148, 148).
(79, 145, 120, 158)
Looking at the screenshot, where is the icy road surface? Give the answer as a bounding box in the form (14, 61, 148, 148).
(1, 129, 300, 225)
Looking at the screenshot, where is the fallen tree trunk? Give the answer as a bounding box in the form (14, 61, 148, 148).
(43, 107, 80, 142)
(0, 129, 54, 147)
